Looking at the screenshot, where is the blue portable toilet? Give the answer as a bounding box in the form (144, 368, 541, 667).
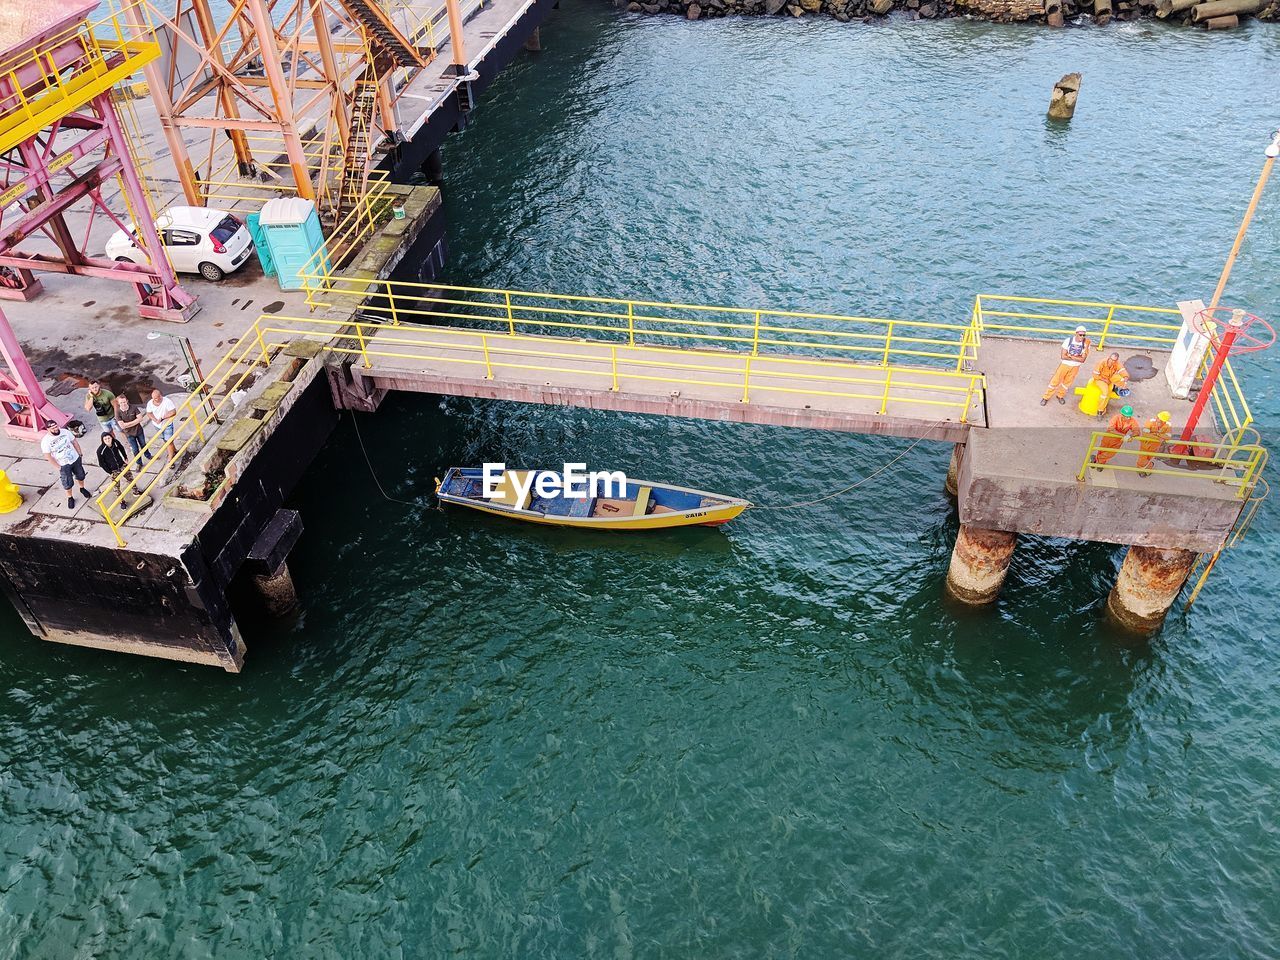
(245, 211, 276, 278)
(257, 198, 330, 291)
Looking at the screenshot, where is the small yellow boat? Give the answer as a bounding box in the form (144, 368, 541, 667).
(435, 467, 750, 530)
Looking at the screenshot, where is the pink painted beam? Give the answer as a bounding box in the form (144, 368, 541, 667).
(0, 155, 121, 255)
(0, 304, 67, 439)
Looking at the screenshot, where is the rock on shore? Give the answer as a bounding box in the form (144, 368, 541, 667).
(620, 0, 1277, 26)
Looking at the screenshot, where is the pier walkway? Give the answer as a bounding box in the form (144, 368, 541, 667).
(292, 283, 988, 442)
(72, 272, 1263, 556)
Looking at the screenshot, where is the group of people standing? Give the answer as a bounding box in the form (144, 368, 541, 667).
(1040, 326, 1175, 478)
(38, 380, 180, 510)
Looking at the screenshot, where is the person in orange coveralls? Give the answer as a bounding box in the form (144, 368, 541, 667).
(1136, 410, 1173, 477)
(1090, 352, 1130, 417)
(1092, 405, 1141, 467)
(1040, 325, 1092, 405)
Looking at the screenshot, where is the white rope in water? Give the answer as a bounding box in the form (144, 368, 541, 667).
(349, 409, 423, 509)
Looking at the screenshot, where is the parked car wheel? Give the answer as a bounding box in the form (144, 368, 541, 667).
(114, 256, 132, 263)
(198, 261, 225, 282)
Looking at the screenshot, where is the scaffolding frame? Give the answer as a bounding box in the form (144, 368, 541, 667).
(125, 0, 437, 216)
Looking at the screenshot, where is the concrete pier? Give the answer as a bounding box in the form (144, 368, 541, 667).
(945, 524, 1017, 605)
(1106, 546, 1198, 633)
(0, 185, 444, 670)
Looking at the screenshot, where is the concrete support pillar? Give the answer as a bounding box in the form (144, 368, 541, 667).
(1106, 546, 1197, 634)
(945, 443, 963, 499)
(246, 508, 303, 618)
(252, 562, 300, 618)
(945, 524, 1017, 605)
(525, 27, 542, 52)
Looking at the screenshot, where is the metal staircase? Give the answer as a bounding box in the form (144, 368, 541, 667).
(336, 0, 427, 67)
(336, 76, 382, 220)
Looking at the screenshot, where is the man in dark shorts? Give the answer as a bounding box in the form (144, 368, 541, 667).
(40, 420, 92, 509)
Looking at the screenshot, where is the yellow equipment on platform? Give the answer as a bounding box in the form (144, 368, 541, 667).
(1076, 377, 1107, 416)
(0, 471, 22, 514)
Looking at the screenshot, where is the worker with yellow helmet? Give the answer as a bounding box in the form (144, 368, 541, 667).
(1137, 410, 1173, 477)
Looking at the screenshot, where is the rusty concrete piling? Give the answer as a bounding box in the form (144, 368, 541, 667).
(1106, 545, 1198, 633)
(252, 563, 300, 618)
(945, 524, 1018, 604)
(945, 443, 964, 499)
(246, 509, 304, 618)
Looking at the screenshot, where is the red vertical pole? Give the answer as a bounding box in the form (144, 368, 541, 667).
(1179, 325, 1239, 441)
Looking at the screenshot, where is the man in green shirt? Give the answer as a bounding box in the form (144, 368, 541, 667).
(83, 380, 118, 434)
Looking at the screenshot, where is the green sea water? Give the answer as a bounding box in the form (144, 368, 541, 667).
(3, 5, 1279, 957)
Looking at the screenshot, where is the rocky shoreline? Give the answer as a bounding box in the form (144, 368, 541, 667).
(619, 0, 1277, 28)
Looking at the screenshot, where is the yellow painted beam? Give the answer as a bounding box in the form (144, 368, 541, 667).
(0, 40, 160, 154)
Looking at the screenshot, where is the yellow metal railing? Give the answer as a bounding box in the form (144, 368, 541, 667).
(92, 306, 985, 543)
(302, 169, 396, 276)
(199, 134, 345, 207)
(390, 0, 487, 55)
(972, 294, 1254, 438)
(93, 329, 274, 547)
(1074, 430, 1267, 499)
(0, 1, 159, 155)
(303, 275, 982, 373)
(255, 312, 986, 414)
(972, 293, 1182, 349)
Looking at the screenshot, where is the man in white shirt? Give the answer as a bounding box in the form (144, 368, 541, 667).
(40, 420, 92, 509)
(146, 388, 179, 466)
(1040, 325, 1092, 406)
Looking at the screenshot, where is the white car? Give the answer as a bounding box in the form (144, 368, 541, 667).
(105, 206, 254, 282)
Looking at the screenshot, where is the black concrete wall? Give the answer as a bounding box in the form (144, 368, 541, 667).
(0, 372, 339, 670)
(0, 530, 247, 669)
(188, 371, 340, 647)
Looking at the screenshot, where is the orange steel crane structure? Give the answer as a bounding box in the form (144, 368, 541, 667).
(0, 0, 199, 440)
(0, 1, 195, 319)
(124, 0, 441, 217)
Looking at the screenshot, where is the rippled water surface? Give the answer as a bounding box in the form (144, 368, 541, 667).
(3, 6, 1279, 957)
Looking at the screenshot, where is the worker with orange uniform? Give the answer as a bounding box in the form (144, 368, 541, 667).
(1089, 352, 1130, 417)
(1041, 325, 1092, 405)
(1136, 410, 1173, 476)
(1092, 405, 1141, 467)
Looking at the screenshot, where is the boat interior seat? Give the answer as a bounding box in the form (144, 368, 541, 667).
(633, 486, 652, 517)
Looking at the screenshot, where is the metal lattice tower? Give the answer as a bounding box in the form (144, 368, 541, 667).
(0, 1, 195, 322)
(127, 0, 432, 218)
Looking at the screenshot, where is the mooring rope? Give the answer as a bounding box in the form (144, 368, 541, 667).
(349, 409, 423, 509)
(749, 420, 946, 510)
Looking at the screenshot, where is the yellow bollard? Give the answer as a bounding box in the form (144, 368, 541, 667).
(0, 471, 22, 514)
(1076, 378, 1107, 416)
